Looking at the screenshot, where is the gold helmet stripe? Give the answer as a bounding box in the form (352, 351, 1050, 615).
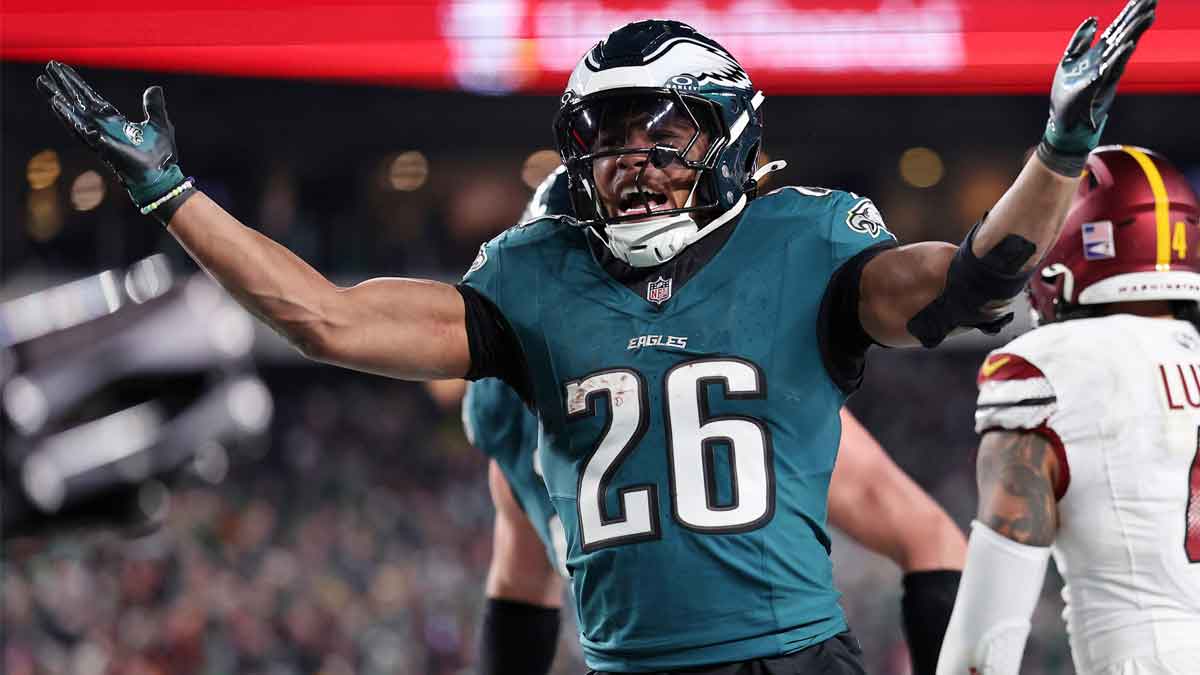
(1122, 145, 1172, 270)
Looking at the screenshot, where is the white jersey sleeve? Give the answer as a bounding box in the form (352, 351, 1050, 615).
(973, 322, 1110, 499)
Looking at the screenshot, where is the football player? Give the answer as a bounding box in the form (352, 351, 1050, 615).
(466, 171, 966, 675)
(937, 146, 1200, 675)
(37, 3, 1154, 671)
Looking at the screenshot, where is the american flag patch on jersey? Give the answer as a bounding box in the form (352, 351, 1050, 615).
(1081, 220, 1116, 260)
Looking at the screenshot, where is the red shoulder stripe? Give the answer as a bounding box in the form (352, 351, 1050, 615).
(1030, 425, 1069, 501)
(977, 353, 1046, 385)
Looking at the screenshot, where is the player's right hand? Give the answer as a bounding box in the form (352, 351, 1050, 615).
(36, 61, 186, 209)
(1041, 0, 1156, 167)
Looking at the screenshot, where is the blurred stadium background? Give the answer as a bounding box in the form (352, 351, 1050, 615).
(2, 1, 1199, 673)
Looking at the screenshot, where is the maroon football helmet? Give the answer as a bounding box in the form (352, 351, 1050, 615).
(1029, 145, 1200, 324)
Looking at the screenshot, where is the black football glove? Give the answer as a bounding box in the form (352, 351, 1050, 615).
(1038, 0, 1156, 175)
(36, 61, 186, 209)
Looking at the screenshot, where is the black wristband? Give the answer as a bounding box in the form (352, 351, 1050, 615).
(479, 597, 560, 675)
(901, 569, 962, 675)
(1035, 139, 1088, 178)
(150, 180, 199, 227)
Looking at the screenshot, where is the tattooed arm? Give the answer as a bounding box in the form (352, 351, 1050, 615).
(936, 429, 1063, 674)
(975, 429, 1063, 546)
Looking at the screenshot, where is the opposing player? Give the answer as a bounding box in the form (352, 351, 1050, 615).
(38, 4, 1154, 671)
(937, 146, 1200, 675)
(466, 171, 966, 675)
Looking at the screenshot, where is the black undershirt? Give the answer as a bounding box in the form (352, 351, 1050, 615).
(457, 221, 894, 403)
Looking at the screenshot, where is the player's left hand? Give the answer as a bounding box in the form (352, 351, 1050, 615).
(1041, 0, 1156, 168)
(36, 61, 185, 209)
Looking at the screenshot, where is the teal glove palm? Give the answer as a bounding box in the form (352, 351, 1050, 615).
(37, 61, 185, 208)
(1039, 0, 1156, 175)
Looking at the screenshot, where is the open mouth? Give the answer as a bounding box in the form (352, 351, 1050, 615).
(617, 186, 671, 218)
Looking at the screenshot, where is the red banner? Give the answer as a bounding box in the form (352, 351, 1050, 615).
(4, 1, 1199, 94)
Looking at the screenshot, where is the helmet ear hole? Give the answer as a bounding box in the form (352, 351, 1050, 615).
(743, 141, 760, 177)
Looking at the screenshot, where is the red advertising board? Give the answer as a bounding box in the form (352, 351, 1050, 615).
(4, 1, 1198, 94)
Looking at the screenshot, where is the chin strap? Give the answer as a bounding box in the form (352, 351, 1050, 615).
(751, 160, 787, 183)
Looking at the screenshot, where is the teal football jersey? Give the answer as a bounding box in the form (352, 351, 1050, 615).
(462, 377, 566, 575)
(462, 186, 895, 671)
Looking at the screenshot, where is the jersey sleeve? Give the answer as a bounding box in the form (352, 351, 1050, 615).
(461, 234, 505, 306)
(461, 378, 531, 467)
(975, 332, 1100, 500)
(773, 187, 897, 393)
(974, 352, 1060, 434)
(458, 232, 535, 402)
(825, 191, 898, 270)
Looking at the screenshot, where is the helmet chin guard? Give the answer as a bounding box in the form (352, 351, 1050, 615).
(597, 194, 746, 267)
(595, 160, 784, 267)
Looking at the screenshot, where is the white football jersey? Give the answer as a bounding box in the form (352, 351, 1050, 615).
(975, 315, 1200, 674)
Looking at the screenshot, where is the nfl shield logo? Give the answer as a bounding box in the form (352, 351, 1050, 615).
(647, 276, 673, 305)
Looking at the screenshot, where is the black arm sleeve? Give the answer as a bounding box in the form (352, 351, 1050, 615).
(901, 570, 962, 675)
(817, 240, 899, 394)
(456, 284, 533, 406)
(479, 598, 560, 675)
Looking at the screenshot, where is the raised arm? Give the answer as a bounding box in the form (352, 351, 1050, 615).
(859, 0, 1155, 348)
(37, 62, 471, 381)
(166, 194, 469, 379)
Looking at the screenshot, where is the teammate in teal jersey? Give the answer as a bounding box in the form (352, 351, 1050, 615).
(462, 377, 567, 675)
(38, 2, 1154, 671)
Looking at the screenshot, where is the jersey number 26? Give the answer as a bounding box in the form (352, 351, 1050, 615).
(566, 357, 775, 551)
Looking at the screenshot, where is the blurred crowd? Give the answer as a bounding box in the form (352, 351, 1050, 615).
(4, 349, 1078, 675)
(5, 370, 498, 675)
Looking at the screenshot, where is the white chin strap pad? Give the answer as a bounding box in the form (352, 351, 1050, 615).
(603, 194, 750, 268)
(605, 213, 699, 267)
